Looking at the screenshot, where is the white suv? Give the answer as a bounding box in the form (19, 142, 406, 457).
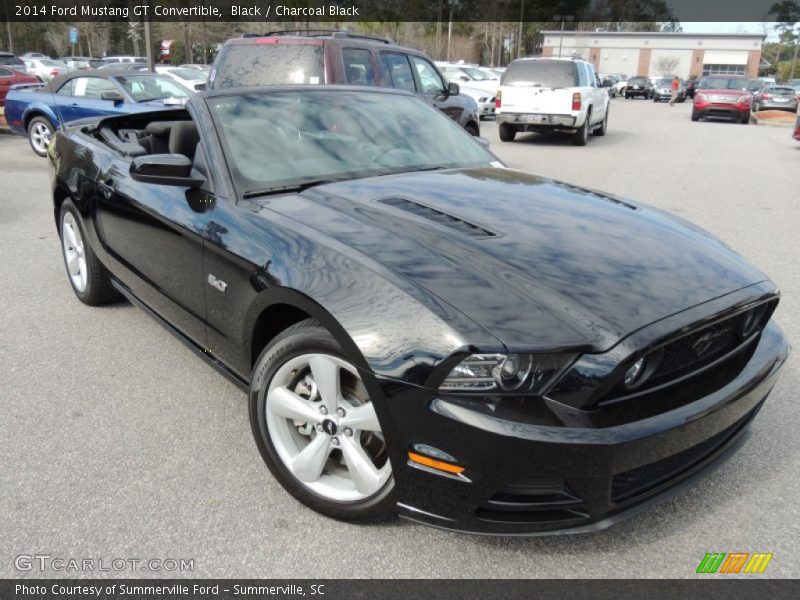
(496, 57, 610, 146)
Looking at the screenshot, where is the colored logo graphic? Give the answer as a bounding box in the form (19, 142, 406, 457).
(696, 552, 773, 574)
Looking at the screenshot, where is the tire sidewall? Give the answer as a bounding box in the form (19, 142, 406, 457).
(59, 200, 93, 302)
(249, 322, 396, 521)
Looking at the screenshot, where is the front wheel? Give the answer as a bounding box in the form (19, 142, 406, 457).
(28, 116, 54, 157)
(741, 113, 751, 124)
(498, 122, 516, 142)
(691, 111, 700, 122)
(59, 200, 120, 305)
(464, 122, 479, 136)
(249, 320, 396, 522)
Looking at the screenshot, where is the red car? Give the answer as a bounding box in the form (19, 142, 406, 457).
(0, 67, 39, 107)
(692, 75, 752, 124)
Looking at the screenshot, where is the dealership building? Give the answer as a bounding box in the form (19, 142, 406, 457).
(541, 31, 764, 78)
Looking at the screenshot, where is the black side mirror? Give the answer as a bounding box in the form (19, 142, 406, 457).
(447, 82, 460, 96)
(195, 82, 207, 92)
(101, 90, 125, 104)
(130, 154, 204, 187)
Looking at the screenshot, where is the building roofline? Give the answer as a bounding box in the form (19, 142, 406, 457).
(541, 31, 765, 40)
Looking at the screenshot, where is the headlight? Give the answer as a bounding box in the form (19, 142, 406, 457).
(440, 353, 575, 394)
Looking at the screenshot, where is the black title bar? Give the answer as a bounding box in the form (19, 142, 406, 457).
(0, 0, 792, 23)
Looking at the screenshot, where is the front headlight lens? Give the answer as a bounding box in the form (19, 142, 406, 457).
(440, 353, 575, 394)
(623, 357, 646, 387)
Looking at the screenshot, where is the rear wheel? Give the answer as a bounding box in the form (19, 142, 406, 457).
(28, 116, 54, 157)
(249, 320, 396, 522)
(498, 122, 516, 142)
(572, 116, 589, 146)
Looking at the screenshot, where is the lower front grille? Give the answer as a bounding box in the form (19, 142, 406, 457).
(611, 410, 753, 503)
(477, 477, 590, 525)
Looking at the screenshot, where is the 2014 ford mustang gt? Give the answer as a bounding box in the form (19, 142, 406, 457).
(49, 86, 789, 535)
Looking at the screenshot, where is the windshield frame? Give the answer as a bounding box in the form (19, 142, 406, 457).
(205, 89, 498, 200)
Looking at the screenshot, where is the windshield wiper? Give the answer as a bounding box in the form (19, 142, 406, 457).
(242, 179, 341, 199)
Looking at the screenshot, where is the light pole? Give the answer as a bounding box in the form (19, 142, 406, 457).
(554, 15, 573, 58)
(791, 25, 799, 80)
(517, 0, 525, 58)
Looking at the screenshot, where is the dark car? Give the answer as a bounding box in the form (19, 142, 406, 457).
(752, 85, 799, 113)
(0, 66, 39, 106)
(653, 77, 686, 103)
(209, 29, 481, 136)
(692, 75, 753, 123)
(624, 76, 652, 99)
(49, 87, 788, 535)
(5, 70, 192, 156)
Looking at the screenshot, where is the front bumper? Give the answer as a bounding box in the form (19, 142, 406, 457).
(694, 103, 750, 119)
(386, 319, 789, 535)
(476, 101, 496, 117)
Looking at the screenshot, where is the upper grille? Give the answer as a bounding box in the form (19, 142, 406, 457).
(378, 197, 497, 239)
(651, 316, 742, 383)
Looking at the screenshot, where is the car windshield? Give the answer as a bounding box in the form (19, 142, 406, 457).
(212, 44, 324, 88)
(0, 55, 25, 66)
(701, 78, 749, 90)
(628, 77, 648, 85)
(169, 68, 204, 81)
(42, 59, 67, 67)
(502, 61, 577, 87)
(463, 67, 491, 80)
(209, 90, 495, 194)
(656, 78, 672, 86)
(766, 87, 795, 95)
(114, 75, 191, 101)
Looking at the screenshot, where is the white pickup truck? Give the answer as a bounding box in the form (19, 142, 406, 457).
(495, 57, 610, 146)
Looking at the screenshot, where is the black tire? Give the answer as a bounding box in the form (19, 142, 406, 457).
(464, 122, 479, 136)
(594, 109, 608, 136)
(624, 93, 629, 99)
(58, 199, 120, 306)
(249, 319, 397, 523)
(741, 113, 751, 124)
(572, 115, 589, 146)
(27, 115, 54, 157)
(498, 122, 516, 142)
(691, 111, 700, 122)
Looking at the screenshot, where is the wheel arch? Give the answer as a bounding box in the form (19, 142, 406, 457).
(245, 287, 372, 376)
(23, 106, 56, 132)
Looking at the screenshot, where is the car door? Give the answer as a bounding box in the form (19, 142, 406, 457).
(55, 76, 129, 124)
(407, 55, 463, 123)
(94, 113, 215, 344)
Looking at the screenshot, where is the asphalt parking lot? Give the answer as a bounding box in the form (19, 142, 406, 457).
(1, 98, 798, 578)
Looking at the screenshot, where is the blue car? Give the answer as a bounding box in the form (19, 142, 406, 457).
(4, 70, 192, 156)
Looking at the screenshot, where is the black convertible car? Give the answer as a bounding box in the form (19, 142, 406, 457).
(49, 86, 788, 535)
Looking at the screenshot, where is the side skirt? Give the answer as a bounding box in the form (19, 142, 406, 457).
(110, 278, 249, 393)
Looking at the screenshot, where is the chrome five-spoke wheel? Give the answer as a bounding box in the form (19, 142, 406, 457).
(266, 353, 391, 501)
(250, 319, 396, 521)
(61, 212, 87, 293)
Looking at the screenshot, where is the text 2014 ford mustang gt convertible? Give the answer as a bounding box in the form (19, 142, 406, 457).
(49, 86, 789, 535)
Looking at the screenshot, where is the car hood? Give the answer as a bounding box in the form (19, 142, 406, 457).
(266, 168, 766, 352)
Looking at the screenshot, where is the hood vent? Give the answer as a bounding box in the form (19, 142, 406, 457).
(378, 196, 497, 239)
